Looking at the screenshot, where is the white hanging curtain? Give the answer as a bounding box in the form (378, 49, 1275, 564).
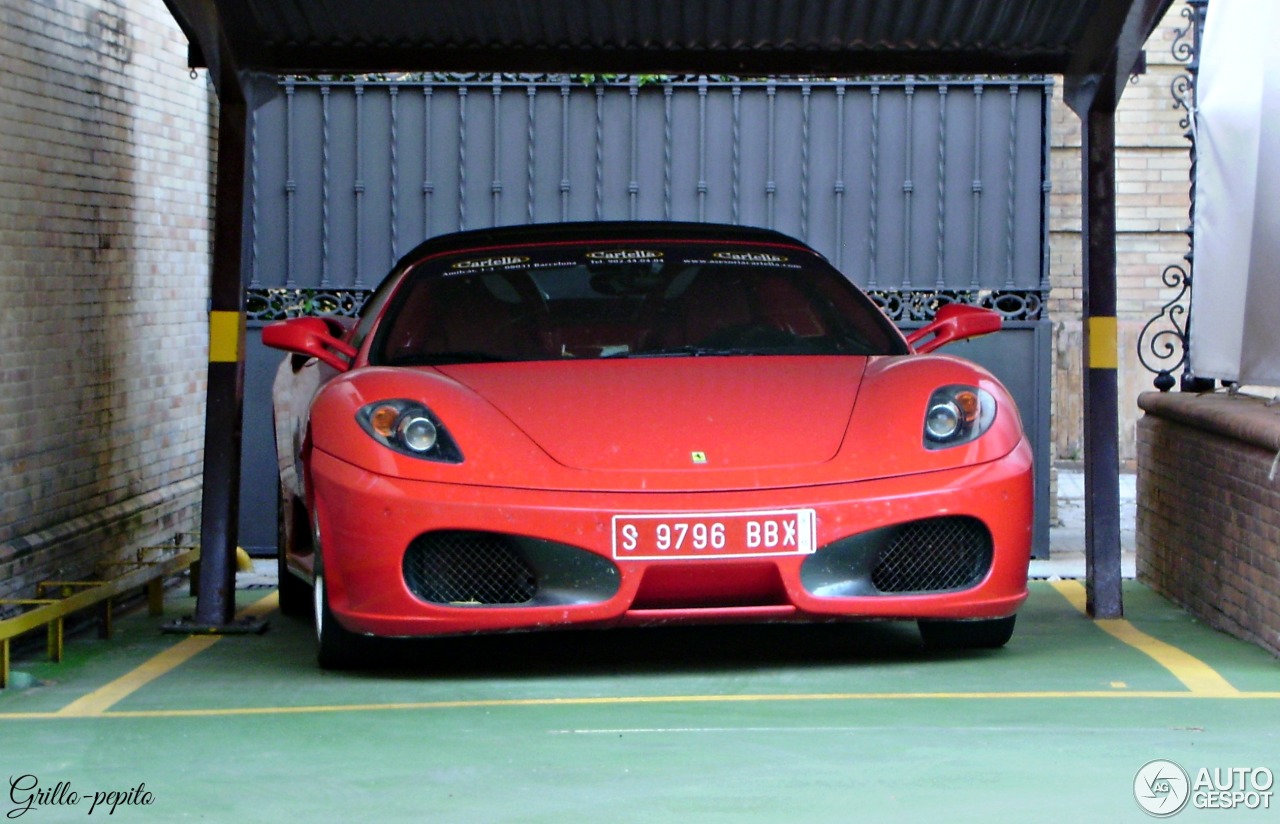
(1191, 0, 1280, 386)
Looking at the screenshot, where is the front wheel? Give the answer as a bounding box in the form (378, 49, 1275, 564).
(918, 615, 1016, 650)
(314, 574, 365, 669)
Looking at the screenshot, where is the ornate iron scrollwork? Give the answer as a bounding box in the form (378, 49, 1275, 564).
(869, 289, 1043, 323)
(1139, 0, 1209, 391)
(248, 286, 1042, 326)
(1169, 2, 1203, 132)
(1136, 265, 1191, 391)
(246, 288, 372, 322)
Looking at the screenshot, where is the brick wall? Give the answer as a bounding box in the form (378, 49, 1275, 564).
(0, 0, 211, 604)
(1137, 392, 1280, 657)
(1049, 4, 1196, 465)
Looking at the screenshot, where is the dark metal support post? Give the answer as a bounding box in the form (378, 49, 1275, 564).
(1065, 0, 1178, 618)
(1080, 88, 1124, 619)
(195, 64, 246, 626)
(167, 33, 265, 634)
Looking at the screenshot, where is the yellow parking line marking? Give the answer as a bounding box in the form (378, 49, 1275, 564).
(1050, 580, 1240, 696)
(1, 583, 1258, 721)
(54, 636, 222, 718)
(3, 688, 1279, 721)
(53, 592, 279, 718)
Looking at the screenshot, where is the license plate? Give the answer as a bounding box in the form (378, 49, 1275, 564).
(612, 509, 817, 560)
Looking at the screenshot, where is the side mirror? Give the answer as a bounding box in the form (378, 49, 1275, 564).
(261, 317, 357, 372)
(905, 304, 1002, 354)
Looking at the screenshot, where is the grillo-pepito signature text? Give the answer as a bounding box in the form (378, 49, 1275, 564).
(7, 775, 154, 818)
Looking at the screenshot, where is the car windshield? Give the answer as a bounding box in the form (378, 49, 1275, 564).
(371, 240, 907, 365)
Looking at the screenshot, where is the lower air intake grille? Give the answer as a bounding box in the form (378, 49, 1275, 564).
(870, 517, 992, 594)
(403, 531, 537, 605)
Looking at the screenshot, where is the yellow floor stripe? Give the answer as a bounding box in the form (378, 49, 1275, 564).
(54, 592, 279, 718)
(3, 688, 1279, 722)
(1050, 580, 1240, 696)
(1, 584, 1258, 722)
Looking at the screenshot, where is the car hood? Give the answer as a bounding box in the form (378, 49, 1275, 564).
(436, 357, 867, 472)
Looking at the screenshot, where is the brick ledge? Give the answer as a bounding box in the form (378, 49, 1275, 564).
(0, 478, 202, 565)
(1138, 391, 1280, 454)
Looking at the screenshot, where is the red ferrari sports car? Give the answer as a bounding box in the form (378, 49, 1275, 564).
(264, 221, 1033, 668)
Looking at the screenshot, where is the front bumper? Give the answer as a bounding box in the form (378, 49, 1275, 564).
(309, 441, 1033, 637)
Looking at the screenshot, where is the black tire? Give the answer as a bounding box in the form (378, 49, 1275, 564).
(314, 573, 365, 670)
(276, 484, 312, 618)
(918, 615, 1017, 650)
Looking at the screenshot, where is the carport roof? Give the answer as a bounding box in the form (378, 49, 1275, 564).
(166, 0, 1175, 625)
(164, 0, 1168, 84)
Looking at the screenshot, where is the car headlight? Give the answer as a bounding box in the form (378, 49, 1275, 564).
(922, 386, 996, 450)
(357, 400, 464, 463)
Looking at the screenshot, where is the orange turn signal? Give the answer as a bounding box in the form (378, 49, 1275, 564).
(369, 404, 399, 438)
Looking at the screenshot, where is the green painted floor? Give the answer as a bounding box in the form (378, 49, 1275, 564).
(2, 581, 1277, 822)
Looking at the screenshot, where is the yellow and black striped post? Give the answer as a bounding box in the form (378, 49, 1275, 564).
(189, 36, 250, 629)
(1080, 90, 1123, 619)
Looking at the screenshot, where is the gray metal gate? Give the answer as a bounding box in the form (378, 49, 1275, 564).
(238, 73, 1052, 555)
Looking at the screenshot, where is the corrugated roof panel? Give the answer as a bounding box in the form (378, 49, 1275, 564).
(238, 0, 1080, 49)
(177, 0, 1147, 77)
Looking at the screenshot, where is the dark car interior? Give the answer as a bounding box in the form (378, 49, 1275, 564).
(375, 246, 906, 366)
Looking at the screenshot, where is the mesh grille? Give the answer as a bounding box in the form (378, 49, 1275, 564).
(870, 517, 992, 594)
(403, 531, 537, 605)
